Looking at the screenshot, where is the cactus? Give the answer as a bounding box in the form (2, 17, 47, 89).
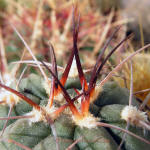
(1, 74, 150, 150)
(0, 6, 150, 150)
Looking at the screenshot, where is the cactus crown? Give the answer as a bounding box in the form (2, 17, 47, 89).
(41, 7, 133, 128)
(0, 6, 150, 150)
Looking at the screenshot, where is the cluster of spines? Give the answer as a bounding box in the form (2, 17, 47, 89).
(0, 6, 150, 150)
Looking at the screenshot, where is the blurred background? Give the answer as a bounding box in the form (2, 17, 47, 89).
(1, 0, 150, 62)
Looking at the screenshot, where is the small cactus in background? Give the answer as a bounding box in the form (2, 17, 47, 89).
(0, 3, 150, 150)
(113, 52, 150, 107)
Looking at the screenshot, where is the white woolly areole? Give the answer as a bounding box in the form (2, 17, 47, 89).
(0, 90, 19, 106)
(121, 105, 148, 127)
(3, 73, 15, 86)
(27, 108, 44, 123)
(27, 106, 58, 123)
(72, 113, 99, 128)
(54, 92, 64, 102)
(44, 105, 58, 120)
(68, 57, 78, 78)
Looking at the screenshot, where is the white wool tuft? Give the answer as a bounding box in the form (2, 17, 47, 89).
(54, 93, 64, 102)
(0, 90, 19, 106)
(27, 108, 44, 123)
(27, 105, 58, 123)
(121, 105, 148, 127)
(72, 113, 99, 128)
(44, 105, 58, 120)
(3, 73, 15, 86)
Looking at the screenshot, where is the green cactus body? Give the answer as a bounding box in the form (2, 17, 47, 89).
(94, 82, 139, 107)
(0, 119, 51, 150)
(74, 126, 118, 150)
(19, 74, 48, 100)
(0, 105, 16, 130)
(99, 104, 150, 150)
(0, 74, 149, 150)
(33, 135, 78, 150)
(33, 115, 78, 150)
